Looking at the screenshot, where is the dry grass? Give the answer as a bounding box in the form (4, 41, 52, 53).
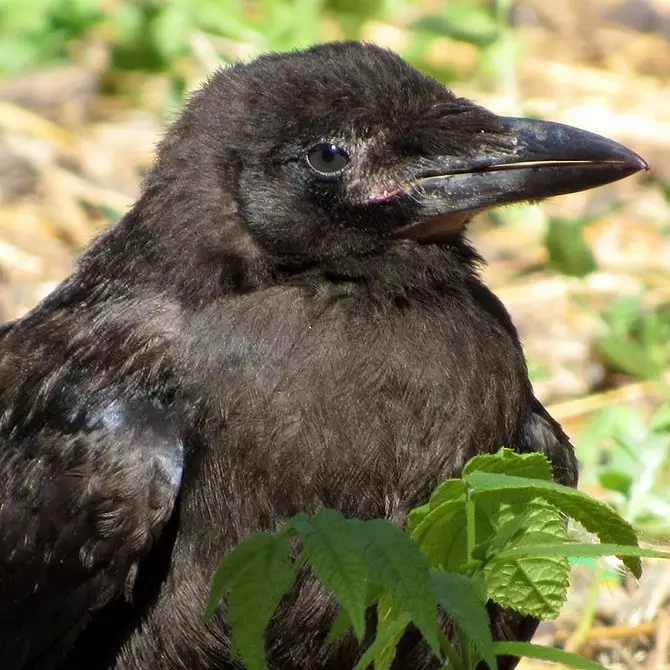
(2, 1, 670, 666)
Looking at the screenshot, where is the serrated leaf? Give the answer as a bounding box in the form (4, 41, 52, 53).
(465, 472, 641, 577)
(486, 557, 568, 619)
(463, 448, 554, 481)
(361, 519, 440, 653)
(431, 572, 496, 670)
(481, 500, 570, 619)
(207, 532, 296, 670)
(545, 217, 597, 277)
(494, 642, 606, 670)
(288, 510, 367, 641)
(206, 533, 272, 617)
(472, 500, 541, 560)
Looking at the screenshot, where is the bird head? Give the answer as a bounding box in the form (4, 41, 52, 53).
(137, 42, 646, 275)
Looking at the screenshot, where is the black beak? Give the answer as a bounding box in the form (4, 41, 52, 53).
(401, 116, 648, 241)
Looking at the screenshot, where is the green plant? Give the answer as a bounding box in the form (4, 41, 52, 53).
(545, 216, 598, 278)
(594, 296, 670, 380)
(578, 403, 670, 536)
(0, 0, 389, 76)
(409, 0, 517, 96)
(207, 449, 666, 670)
(0, 0, 102, 74)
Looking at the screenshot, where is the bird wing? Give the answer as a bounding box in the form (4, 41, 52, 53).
(524, 395, 578, 488)
(0, 396, 183, 669)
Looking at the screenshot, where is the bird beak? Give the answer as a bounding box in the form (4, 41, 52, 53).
(400, 116, 648, 241)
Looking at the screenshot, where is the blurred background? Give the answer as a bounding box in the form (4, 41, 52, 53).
(1, 0, 670, 666)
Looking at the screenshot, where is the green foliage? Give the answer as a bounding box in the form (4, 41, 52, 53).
(411, 5, 498, 48)
(359, 519, 440, 654)
(353, 597, 411, 670)
(207, 532, 297, 669)
(545, 217, 597, 277)
(479, 498, 571, 617)
(288, 510, 368, 640)
(594, 296, 670, 380)
(464, 470, 641, 577)
(206, 448, 664, 670)
(493, 642, 606, 670)
(0, 0, 331, 76)
(431, 571, 495, 669)
(408, 0, 518, 95)
(577, 403, 670, 536)
(527, 356, 551, 386)
(0, 0, 515, 97)
(0, 0, 101, 74)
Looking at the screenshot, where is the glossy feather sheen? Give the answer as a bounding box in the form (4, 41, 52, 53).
(0, 42, 579, 669)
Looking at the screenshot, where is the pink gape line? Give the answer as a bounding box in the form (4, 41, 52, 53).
(364, 184, 406, 204)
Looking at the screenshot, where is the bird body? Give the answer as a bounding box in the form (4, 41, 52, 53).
(0, 42, 644, 669)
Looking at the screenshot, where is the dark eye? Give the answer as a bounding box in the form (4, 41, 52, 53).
(306, 143, 349, 175)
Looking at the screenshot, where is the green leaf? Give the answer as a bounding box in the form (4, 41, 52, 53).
(592, 298, 670, 380)
(650, 404, 670, 432)
(494, 641, 606, 670)
(409, 500, 468, 572)
(463, 448, 554, 481)
(407, 479, 468, 571)
(598, 469, 632, 496)
(464, 472, 642, 577)
(596, 333, 658, 379)
(480, 500, 570, 619)
(325, 0, 385, 19)
(361, 519, 440, 653)
(431, 572, 496, 670)
(493, 542, 670, 562)
(365, 580, 384, 607)
(417, 479, 467, 511)
(576, 404, 639, 471)
(110, 2, 145, 43)
(150, 5, 189, 62)
(411, 6, 498, 47)
(410, 451, 557, 574)
(288, 510, 368, 641)
(406, 501, 431, 534)
(207, 532, 297, 670)
(545, 217, 597, 277)
(327, 606, 353, 645)
(472, 501, 538, 559)
(354, 606, 412, 670)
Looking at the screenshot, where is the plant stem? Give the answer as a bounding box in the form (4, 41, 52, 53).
(466, 486, 476, 565)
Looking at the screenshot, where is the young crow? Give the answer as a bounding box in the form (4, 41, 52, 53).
(0, 42, 646, 669)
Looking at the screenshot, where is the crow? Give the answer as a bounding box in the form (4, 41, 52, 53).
(0, 42, 646, 670)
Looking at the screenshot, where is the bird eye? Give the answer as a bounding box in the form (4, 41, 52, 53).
(306, 143, 349, 175)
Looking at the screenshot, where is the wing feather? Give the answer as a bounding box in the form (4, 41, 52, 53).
(0, 397, 183, 669)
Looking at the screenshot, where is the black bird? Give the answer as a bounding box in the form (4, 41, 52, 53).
(0, 42, 646, 670)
